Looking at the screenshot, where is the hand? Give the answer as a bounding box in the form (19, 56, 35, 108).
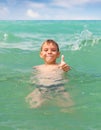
(59, 55, 71, 72)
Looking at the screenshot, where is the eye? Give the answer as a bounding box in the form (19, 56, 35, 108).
(52, 49, 57, 52)
(43, 49, 48, 52)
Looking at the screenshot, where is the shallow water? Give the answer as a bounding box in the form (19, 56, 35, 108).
(0, 20, 101, 130)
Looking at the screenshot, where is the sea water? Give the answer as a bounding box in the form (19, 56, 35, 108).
(0, 20, 101, 130)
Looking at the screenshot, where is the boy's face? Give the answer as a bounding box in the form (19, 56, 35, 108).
(40, 43, 60, 64)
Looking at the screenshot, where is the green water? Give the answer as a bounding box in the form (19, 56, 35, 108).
(0, 20, 101, 130)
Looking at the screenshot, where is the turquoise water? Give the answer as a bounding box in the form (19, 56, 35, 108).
(0, 20, 101, 130)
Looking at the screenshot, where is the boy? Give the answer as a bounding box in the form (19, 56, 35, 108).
(26, 39, 72, 108)
(36, 39, 70, 72)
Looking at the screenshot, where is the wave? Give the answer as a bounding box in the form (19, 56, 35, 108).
(0, 32, 41, 50)
(66, 29, 101, 51)
(0, 28, 101, 51)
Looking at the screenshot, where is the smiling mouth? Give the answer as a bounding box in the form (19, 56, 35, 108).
(46, 55, 53, 57)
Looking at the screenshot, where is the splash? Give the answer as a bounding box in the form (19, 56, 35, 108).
(68, 29, 100, 51)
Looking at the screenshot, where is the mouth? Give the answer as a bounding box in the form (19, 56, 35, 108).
(46, 56, 53, 61)
(46, 55, 53, 58)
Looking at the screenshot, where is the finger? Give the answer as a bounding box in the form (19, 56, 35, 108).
(61, 55, 65, 64)
(62, 64, 71, 71)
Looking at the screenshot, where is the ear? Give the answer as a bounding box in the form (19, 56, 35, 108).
(40, 52, 44, 59)
(57, 52, 60, 58)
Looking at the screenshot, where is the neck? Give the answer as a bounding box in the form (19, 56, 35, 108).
(45, 62, 58, 65)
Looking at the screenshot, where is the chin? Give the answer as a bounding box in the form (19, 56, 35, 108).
(46, 60, 54, 64)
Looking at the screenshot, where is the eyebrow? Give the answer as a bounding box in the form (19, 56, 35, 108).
(43, 47, 57, 50)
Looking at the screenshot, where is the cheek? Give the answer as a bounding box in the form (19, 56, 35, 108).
(40, 52, 46, 58)
(55, 52, 60, 58)
(42, 52, 46, 56)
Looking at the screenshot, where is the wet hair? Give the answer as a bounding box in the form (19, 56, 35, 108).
(40, 39, 60, 52)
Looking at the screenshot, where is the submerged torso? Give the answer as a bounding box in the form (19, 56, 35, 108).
(32, 64, 65, 87)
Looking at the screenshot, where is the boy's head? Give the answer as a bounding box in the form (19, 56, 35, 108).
(40, 39, 60, 64)
(40, 39, 59, 52)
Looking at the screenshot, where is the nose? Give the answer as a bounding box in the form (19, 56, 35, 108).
(48, 49, 52, 54)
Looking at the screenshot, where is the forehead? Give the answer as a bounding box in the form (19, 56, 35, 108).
(42, 42, 58, 48)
